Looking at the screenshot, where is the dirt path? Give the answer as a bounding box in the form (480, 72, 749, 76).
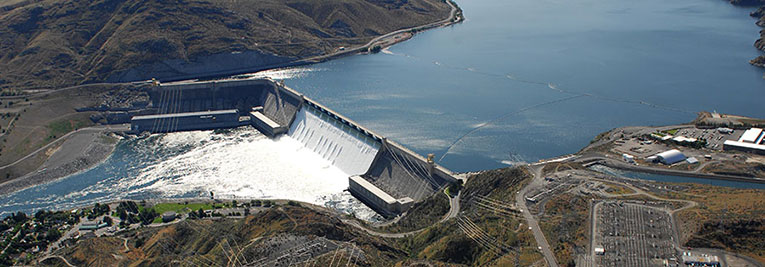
(37, 255, 75, 267)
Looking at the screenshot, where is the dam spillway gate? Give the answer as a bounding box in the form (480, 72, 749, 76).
(131, 78, 458, 217)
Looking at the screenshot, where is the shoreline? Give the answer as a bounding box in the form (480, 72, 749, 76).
(129, 1, 463, 85)
(0, 1, 464, 195)
(0, 130, 121, 196)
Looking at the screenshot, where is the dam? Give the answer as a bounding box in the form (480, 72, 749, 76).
(131, 78, 458, 217)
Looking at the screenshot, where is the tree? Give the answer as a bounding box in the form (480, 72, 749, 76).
(118, 209, 128, 221)
(46, 228, 61, 242)
(138, 208, 157, 225)
(103, 216, 113, 226)
(13, 212, 27, 224)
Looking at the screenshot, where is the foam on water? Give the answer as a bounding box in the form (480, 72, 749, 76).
(0, 127, 382, 221)
(132, 130, 350, 203)
(240, 67, 318, 80)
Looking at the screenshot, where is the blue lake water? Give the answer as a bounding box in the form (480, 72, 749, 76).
(2, 0, 765, 216)
(279, 0, 765, 171)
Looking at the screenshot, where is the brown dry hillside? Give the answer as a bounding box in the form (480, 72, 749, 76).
(0, 0, 452, 89)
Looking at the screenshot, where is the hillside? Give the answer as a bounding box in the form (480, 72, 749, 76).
(0, 0, 453, 89)
(38, 167, 545, 266)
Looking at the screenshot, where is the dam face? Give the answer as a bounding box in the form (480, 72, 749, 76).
(288, 105, 381, 175)
(134, 78, 457, 217)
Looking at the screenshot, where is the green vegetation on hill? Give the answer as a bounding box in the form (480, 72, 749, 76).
(0, 0, 452, 89)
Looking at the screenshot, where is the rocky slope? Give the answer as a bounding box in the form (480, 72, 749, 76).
(746, 5, 765, 69)
(0, 0, 452, 89)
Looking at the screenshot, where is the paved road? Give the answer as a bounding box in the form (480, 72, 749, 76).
(589, 201, 602, 267)
(301, 0, 459, 63)
(516, 165, 560, 267)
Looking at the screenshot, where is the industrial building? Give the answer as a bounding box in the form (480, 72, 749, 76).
(723, 128, 765, 155)
(131, 109, 241, 133)
(162, 211, 177, 222)
(79, 221, 107, 231)
(654, 149, 687, 165)
(681, 252, 720, 267)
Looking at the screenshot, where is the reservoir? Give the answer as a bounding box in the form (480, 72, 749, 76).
(2, 0, 765, 217)
(275, 0, 765, 171)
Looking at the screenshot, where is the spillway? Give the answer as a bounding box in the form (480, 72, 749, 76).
(288, 105, 381, 175)
(128, 78, 458, 218)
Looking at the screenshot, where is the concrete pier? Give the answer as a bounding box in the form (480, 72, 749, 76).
(250, 109, 287, 137)
(349, 176, 413, 218)
(131, 109, 241, 133)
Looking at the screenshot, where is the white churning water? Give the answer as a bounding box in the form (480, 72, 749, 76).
(288, 105, 381, 175)
(0, 127, 382, 221)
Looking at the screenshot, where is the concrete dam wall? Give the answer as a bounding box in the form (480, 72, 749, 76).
(288, 104, 381, 175)
(131, 78, 458, 217)
(139, 79, 301, 133)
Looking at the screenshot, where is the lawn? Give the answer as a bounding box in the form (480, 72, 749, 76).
(151, 202, 214, 215)
(44, 116, 92, 142)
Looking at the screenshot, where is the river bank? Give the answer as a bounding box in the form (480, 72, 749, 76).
(0, 0, 463, 197)
(0, 128, 123, 196)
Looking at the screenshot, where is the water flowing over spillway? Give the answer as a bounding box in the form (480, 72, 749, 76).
(288, 105, 381, 175)
(0, 128, 381, 221)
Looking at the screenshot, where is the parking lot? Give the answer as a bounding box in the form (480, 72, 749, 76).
(674, 128, 744, 151)
(593, 201, 677, 267)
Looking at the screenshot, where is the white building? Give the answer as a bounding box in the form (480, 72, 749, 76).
(717, 127, 733, 134)
(622, 153, 635, 164)
(723, 128, 765, 155)
(655, 149, 686, 165)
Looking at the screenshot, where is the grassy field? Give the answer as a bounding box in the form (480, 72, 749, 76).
(151, 202, 215, 215)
